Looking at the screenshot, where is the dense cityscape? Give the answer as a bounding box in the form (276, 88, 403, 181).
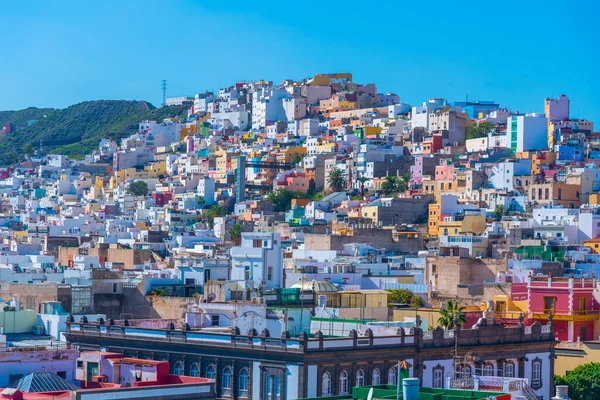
(0, 71, 596, 400)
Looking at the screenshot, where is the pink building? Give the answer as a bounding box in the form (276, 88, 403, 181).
(434, 159, 454, 181)
(544, 95, 569, 122)
(509, 276, 598, 342)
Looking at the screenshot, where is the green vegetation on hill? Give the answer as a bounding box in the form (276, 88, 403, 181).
(0, 100, 188, 165)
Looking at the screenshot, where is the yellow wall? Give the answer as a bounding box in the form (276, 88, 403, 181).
(555, 343, 600, 376)
(145, 161, 166, 178)
(114, 168, 148, 184)
(364, 126, 383, 136)
(428, 202, 440, 237)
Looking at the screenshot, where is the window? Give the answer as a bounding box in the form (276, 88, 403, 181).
(206, 365, 216, 379)
(372, 368, 380, 385)
(77, 360, 83, 368)
(222, 367, 232, 390)
(388, 367, 396, 385)
(356, 369, 365, 387)
(113, 283, 118, 293)
(504, 362, 514, 378)
(253, 239, 262, 248)
(484, 364, 494, 376)
(174, 361, 183, 376)
(211, 315, 220, 326)
(274, 376, 281, 399)
(190, 363, 199, 377)
(544, 296, 556, 314)
(462, 366, 471, 378)
(532, 360, 541, 389)
(265, 375, 273, 397)
(339, 370, 349, 394)
(239, 368, 249, 397)
(433, 369, 443, 388)
(267, 267, 273, 281)
(322, 372, 332, 396)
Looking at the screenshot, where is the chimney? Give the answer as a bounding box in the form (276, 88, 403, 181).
(552, 385, 570, 400)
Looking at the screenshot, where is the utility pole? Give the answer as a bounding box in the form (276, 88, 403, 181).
(161, 79, 167, 107)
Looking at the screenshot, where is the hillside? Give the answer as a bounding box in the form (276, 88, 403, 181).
(0, 100, 188, 165)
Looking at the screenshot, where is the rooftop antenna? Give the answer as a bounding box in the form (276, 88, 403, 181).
(161, 79, 167, 107)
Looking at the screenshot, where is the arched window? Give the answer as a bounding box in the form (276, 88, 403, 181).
(504, 362, 514, 378)
(433, 369, 443, 388)
(462, 366, 471, 378)
(388, 367, 396, 385)
(190, 363, 199, 377)
(173, 361, 183, 376)
(532, 360, 541, 389)
(372, 368, 381, 385)
(206, 364, 216, 379)
(238, 368, 249, 397)
(484, 364, 494, 376)
(322, 372, 332, 396)
(339, 370, 349, 395)
(356, 369, 365, 387)
(222, 367, 232, 393)
(431, 364, 444, 388)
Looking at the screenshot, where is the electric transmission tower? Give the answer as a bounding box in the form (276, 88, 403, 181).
(161, 79, 167, 106)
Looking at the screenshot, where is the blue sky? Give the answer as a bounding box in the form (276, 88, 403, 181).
(1, 0, 598, 122)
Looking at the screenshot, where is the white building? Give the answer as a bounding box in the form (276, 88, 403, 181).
(166, 96, 193, 106)
(251, 88, 287, 131)
(198, 177, 215, 206)
(230, 232, 283, 289)
(507, 114, 548, 153)
(210, 111, 249, 131)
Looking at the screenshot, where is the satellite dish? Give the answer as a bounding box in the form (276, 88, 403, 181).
(208, 293, 217, 302)
(367, 388, 374, 400)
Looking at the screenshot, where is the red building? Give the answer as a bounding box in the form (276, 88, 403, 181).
(510, 276, 599, 342)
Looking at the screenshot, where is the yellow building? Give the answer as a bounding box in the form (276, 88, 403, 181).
(114, 168, 148, 184)
(555, 342, 600, 376)
(363, 126, 383, 137)
(145, 161, 166, 178)
(428, 201, 440, 237)
(278, 146, 307, 164)
(583, 238, 600, 254)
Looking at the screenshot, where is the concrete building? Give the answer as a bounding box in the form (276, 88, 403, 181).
(507, 114, 548, 153)
(230, 232, 283, 289)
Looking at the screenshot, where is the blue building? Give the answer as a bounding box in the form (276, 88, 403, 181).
(453, 100, 499, 119)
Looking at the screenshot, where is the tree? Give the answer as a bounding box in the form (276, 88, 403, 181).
(197, 196, 205, 209)
(386, 289, 424, 308)
(205, 204, 227, 228)
(399, 172, 412, 192)
(23, 143, 35, 156)
(466, 121, 494, 140)
(554, 362, 600, 400)
(265, 188, 311, 212)
(327, 168, 345, 192)
(356, 176, 370, 198)
(228, 224, 243, 245)
(126, 181, 148, 197)
(493, 205, 505, 220)
(437, 300, 467, 330)
(381, 176, 399, 194)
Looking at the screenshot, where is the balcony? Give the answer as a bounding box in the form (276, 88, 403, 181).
(529, 308, 600, 321)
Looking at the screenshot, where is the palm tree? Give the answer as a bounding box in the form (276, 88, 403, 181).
(437, 300, 467, 330)
(228, 224, 242, 245)
(205, 204, 227, 228)
(380, 176, 399, 194)
(356, 176, 369, 198)
(399, 172, 412, 192)
(327, 168, 345, 192)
